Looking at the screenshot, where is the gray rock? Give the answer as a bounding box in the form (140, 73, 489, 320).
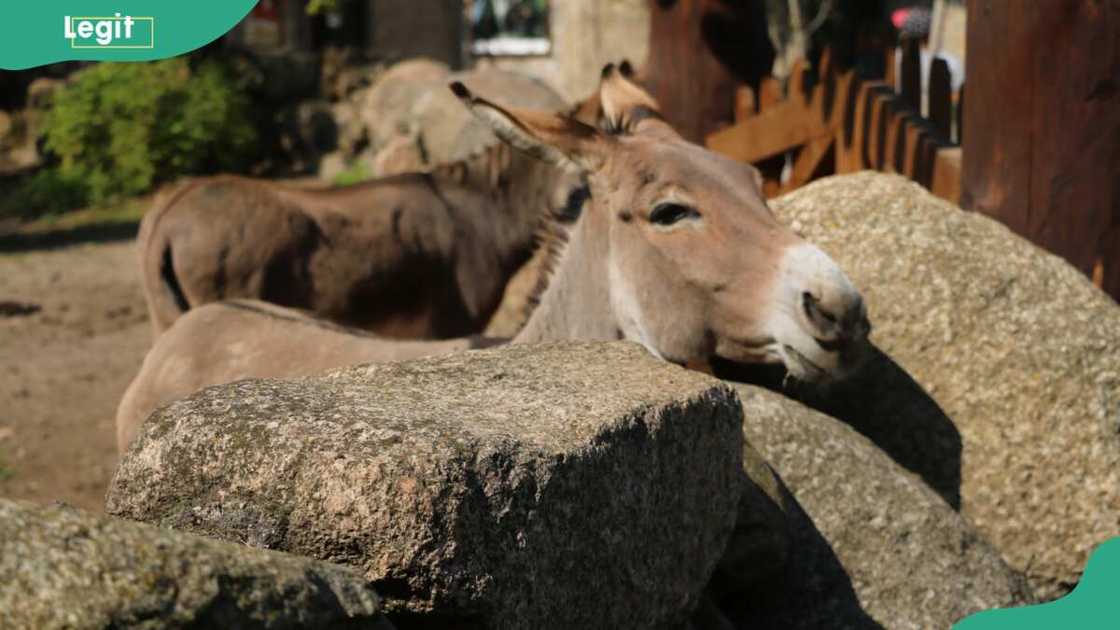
(0, 109, 40, 175)
(26, 77, 64, 110)
(412, 67, 569, 166)
(330, 99, 366, 158)
(369, 134, 426, 178)
(769, 172, 1120, 599)
(359, 58, 450, 155)
(107, 342, 746, 630)
(0, 110, 12, 144)
(0, 498, 386, 629)
(725, 384, 1033, 629)
(295, 99, 339, 156)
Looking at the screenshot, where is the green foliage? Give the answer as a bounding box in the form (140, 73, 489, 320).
(332, 160, 373, 187)
(40, 57, 258, 206)
(0, 169, 89, 219)
(306, 0, 344, 15)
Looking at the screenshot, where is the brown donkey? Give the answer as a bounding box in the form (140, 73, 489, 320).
(117, 66, 870, 452)
(139, 137, 587, 339)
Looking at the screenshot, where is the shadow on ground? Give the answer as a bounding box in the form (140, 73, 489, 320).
(0, 220, 140, 253)
(714, 343, 963, 510)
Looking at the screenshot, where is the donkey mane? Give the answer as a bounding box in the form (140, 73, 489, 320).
(517, 85, 650, 329)
(414, 115, 595, 333)
(520, 213, 574, 323)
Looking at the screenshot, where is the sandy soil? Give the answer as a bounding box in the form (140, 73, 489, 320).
(0, 239, 150, 511)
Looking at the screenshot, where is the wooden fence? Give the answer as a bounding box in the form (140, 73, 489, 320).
(705, 40, 962, 204)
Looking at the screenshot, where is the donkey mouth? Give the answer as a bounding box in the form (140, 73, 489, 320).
(780, 344, 830, 381)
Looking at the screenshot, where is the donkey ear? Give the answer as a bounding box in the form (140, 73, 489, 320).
(598, 62, 675, 137)
(450, 82, 606, 171)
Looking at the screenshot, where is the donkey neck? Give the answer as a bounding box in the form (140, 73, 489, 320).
(512, 196, 619, 344)
(431, 146, 571, 265)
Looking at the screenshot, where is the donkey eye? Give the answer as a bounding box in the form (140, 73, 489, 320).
(649, 202, 699, 226)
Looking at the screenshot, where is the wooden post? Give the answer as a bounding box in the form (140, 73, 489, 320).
(928, 58, 952, 142)
(961, 1, 1120, 300)
(643, 0, 774, 143)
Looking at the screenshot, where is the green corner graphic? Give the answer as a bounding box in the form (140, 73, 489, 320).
(2, 2, 258, 70)
(956, 537, 1120, 629)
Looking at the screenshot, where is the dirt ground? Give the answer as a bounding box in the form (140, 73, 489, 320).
(0, 238, 150, 511)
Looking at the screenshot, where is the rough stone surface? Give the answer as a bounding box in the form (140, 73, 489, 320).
(353, 64, 567, 178)
(369, 134, 426, 178)
(330, 98, 365, 157)
(0, 498, 385, 629)
(107, 342, 745, 630)
(359, 58, 449, 156)
(412, 67, 568, 166)
(0, 108, 41, 175)
(26, 77, 64, 110)
(727, 384, 1034, 629)
(769, 172, 1120, 599)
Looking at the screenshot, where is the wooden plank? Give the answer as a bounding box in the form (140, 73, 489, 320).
(901, 116, 925, 178)
(817, 49, 837, 124)
(786, 134, 834, 189)
(734, 85, 756, 122)
(835, 72, 859, 148)
(899, 38, 922, 113)
(915, 130, 941, 189)
(788, 59, 809, 106)
(1029, 0, 1120, 298)
(836, 79, 879, 173)
(928, 57, 953, 142)
(931, 146, 961, 203)
(884, 46, 897, 89)
(962, 0, 1120, 299)
(705, 101, 829, 163)
(864, 89, 891, 169)
(882, 106, 906, 173)
(961, 2, 1037, 231)
(955, 84, 964, 145)
(758, 76, 783, 111)
(870, 92, 895, 170)
(817, 47, 833, 82)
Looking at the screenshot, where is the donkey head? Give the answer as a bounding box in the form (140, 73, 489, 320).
(450, 66, 869, 382)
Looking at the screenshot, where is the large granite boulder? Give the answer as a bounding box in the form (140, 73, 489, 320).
(722, 384, 1034, 629)
(0, 498, 386, 629)
(768, 172, 1120, 599)
(106, 342, 747, 630)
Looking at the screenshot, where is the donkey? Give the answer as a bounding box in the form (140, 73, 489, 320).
(139, 132, 587, 339)
(116, 66, 870, 452)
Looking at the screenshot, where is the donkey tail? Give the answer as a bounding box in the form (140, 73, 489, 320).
(139, 179, 200, 336)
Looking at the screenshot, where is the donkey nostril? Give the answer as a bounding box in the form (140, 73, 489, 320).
(801, 292, 814, 319)
(802, 291, 838, 328)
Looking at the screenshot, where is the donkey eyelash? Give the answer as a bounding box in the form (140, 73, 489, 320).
(649, 202, 700, 226)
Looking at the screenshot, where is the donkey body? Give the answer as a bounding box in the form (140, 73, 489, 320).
(118, 67, 870, 452)
(140, 142, 585, 339)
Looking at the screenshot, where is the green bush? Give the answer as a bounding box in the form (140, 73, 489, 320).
(0, 169, 89, 220)
(41, 57, 258, 205)
(332, 160, 373, 187)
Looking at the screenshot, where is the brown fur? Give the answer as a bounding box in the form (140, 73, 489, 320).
(140, 140, 585, 339)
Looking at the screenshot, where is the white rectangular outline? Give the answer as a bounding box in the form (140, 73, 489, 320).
(69, 16, 155, 49)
